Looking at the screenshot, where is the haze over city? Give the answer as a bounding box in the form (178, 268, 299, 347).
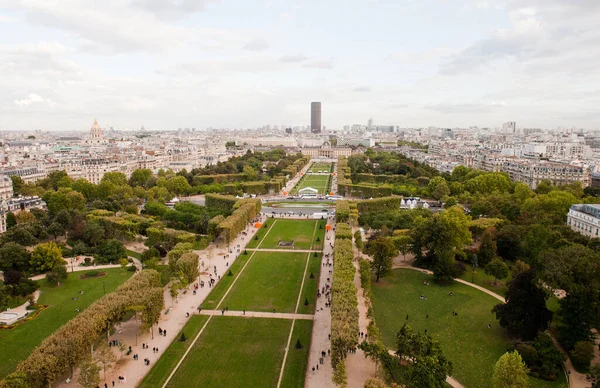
(1, 0, 599, 131)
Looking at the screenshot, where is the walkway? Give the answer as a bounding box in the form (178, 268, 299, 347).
(197, 309, 314, 320)
(305, 217, 336, 388)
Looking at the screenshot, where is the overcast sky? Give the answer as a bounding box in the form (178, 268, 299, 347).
(0, 0, 599, 131)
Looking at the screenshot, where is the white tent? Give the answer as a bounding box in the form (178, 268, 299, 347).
(298, 187, 318, 194)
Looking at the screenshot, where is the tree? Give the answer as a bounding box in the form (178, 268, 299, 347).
(10, 175, 24, 195)
(540, 244, 600, 349)
(496, 225, 524, 261)
(485, 258, 509, 285)
(478, 227, 497, 266)
(493, 351, 529, 388)
(165, 176, 191, 195)
(46, 263, 68, 286)
(0, 242, 31, 272)
(95, 239, 126, 264)
(366, 237, 397, 282)
(393, 235, 413, 262)
(101, 172, 128, 186)
(30, 242, 63, 273)
(2, 370, 29, 388)
(95, 344, 117, 383)
(6, 212, 16, 229)
(14, 211, 37, 225)
(83, 221, 105, 247)
(77, 359, 101, 388)
(47, 222, 65, 240)
(492, 269, 552, 340)
(129, 168, 153, 188)
(394, 323, 453, 388)
(427, 176, 450, 200)
(354, 230, 363, 251)
(570, 341, 595, 370)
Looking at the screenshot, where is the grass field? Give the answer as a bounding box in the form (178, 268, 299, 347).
(246, 222, 275, 249)
(202, 251, 253, 309)
(291, 174, 331, 195)
(139, 315, 210, 388)
(165, 316, 291, 388)
(0, 268, 133, 379)
(457, 268, 511, 297)
(258, 219, 318, 250)
(297, 255, 321, 314)
(220, 251, 309, 313)
(371, 269, 564, 388)
(280, 320, 314, 388)
(308, 162, 333, 173)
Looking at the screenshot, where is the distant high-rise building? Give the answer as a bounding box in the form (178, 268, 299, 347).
(311, 102, 322, 133)
(285, 127, 292, 134)
(368, 118, 373, 129)
(502, 121, 516, 134)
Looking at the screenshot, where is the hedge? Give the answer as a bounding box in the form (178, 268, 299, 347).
(192, 174, 245, 185)
(205, 194, 237, 214)
(356, 196, 401, 213)
(216, 198, 262, 243)
(176, 252, 199, 284)
(331, 235, 359, 373)
(1, 270, 164, 387)
(336, 223, 352, 239)
(336, 201, 350, 223)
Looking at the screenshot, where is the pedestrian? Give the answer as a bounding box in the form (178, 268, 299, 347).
(105, 383, 108, 388)
(112, 381, 115, 387)
(164, 329, 167, 336)
(222, 310, 224, 315)
(316, 364, 319, 370)
(312, 366, 315, 373)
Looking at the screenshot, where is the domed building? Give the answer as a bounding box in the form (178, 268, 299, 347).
(89, 118, 103, 143)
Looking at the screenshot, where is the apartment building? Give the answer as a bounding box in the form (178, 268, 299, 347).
(567, 204, 600, 238)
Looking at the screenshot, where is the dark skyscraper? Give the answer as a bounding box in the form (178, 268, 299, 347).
(311, 102, 321, 133)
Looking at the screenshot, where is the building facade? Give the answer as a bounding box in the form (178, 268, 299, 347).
(311, 102, 322, 133)
(567, 204, 600, 238)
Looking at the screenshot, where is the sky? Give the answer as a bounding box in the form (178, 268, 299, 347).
(0, 0, 599, 131)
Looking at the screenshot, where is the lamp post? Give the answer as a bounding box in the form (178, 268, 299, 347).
(102, 281, 106, 296)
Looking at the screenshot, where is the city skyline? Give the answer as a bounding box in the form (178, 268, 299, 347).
(1, 0, 599, 131)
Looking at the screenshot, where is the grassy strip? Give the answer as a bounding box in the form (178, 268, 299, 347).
(280, 320, 314, 388)
(138, 315, 210, 388)
(201, 251, 252, 309)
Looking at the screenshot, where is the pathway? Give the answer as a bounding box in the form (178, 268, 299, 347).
(305, 217, 336, 388)
(55, 216, 265, 388)
(29, 263, 122, 281)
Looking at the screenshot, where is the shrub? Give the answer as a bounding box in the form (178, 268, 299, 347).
(180, 332, 187, 342)
(304, 298, 309, 306)
(570, 341, 595, 371)
(295, 339, 302, 349)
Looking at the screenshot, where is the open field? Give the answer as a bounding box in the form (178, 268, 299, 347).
(308, 162, 333, 173)
(371, 269, 565, 388)
(220, 251, 309, 313)
(0, 268, 133, 379)
(291, 174, 331, 195)
(139, 315, 210, 388)
(165, 316, 290, 388)
(457, 268, 511, 297)
(258, 219, 318, 250)
(280, 319, 314, 388)
(201, 251, 252, 310)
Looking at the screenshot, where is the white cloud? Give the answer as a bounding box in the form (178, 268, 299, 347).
(302, 59, 334, 69)
(242, 37, 270, 52)
(14, 93, 47, 106)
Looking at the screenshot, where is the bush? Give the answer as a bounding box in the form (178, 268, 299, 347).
(84, 270, 101, 277)
(304, 297, 309, 306)
(570, 341, 595, 371)
(295, 339, 302, 349)
(179, 332, 187, 342)
(228, 270, 233, 276)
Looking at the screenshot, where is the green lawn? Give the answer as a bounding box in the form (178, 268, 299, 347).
(258, 219, 318, 250)
(280, 320, 314, 388)
(457, 267, 511, 297)
(246, 222, 275, 249)
(202, 251, 253, 310)
(371, 269, 564, 388)
(308, 162, 333, 173)
(166, 317, 291, 388)
(139, 315, 210, 388)
(291, 174, 331, 195)
(220, 251, 309, 313)
(297, 255, 321, 315)
(0, 268, 133, 379)
(126, 249, 142, 259)
(311, 219, 326, 250)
